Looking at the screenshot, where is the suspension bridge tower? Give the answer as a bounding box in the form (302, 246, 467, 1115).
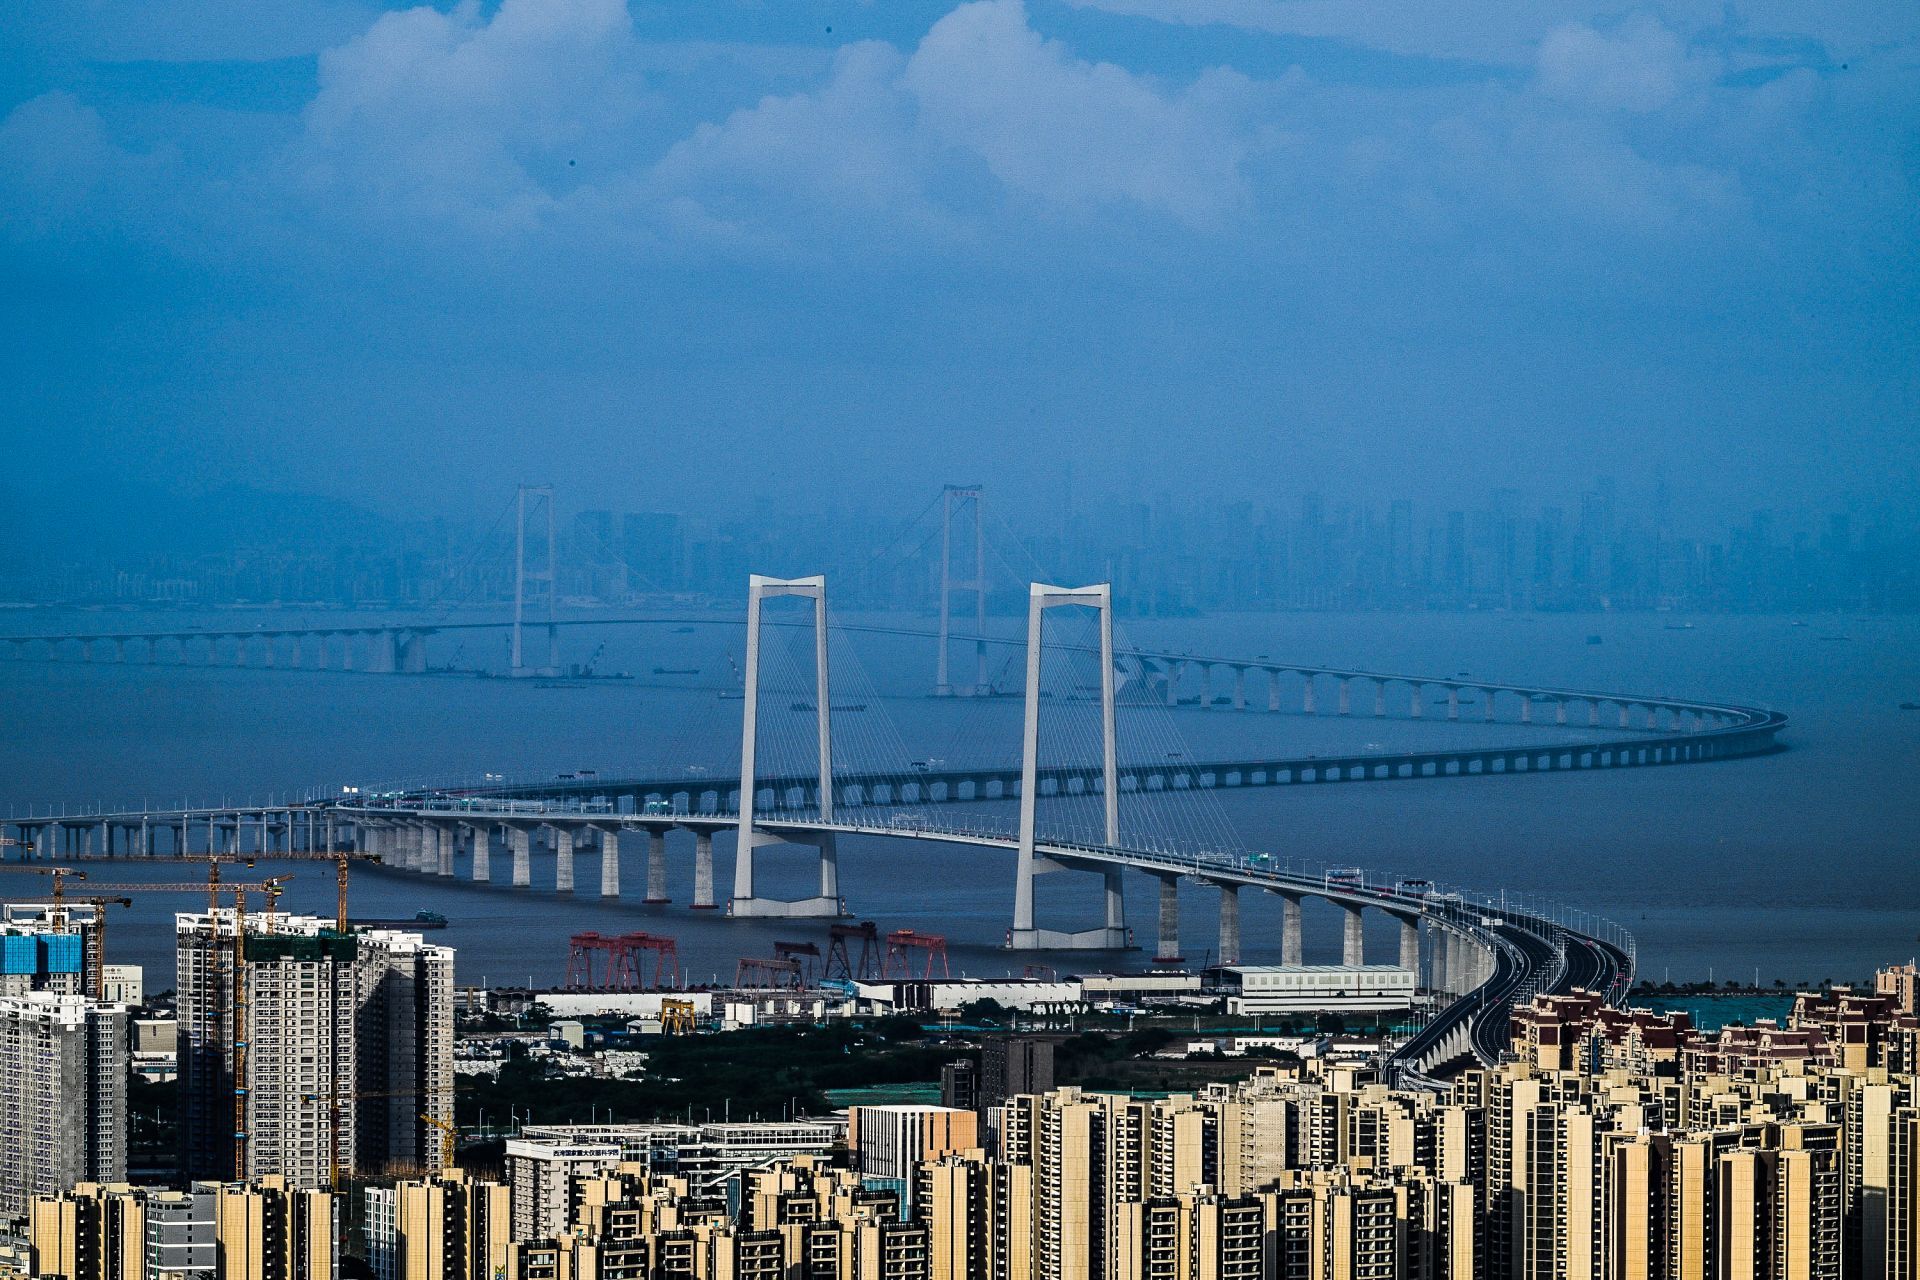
(730, 574, 846, 918)
(512, 484, 559, 678)
(937, 484, 988, 696)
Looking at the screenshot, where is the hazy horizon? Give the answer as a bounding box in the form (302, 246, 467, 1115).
(4, 0, 1916, 536)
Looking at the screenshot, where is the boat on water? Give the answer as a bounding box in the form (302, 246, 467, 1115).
(1900, 702, 1919, 711)
(652, 666, 700, 675)
(352, 910, 449, 930)
(673, 626, 696, 633)
(1586, 635, 1603, 645)
(791, 702, 867, 712)
(1665, 622, 1695, 631)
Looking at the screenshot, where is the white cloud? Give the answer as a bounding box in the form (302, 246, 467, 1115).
(902, 0, 1260, 227)
(1537, 15, 1717, 113)
(650, 42, 937, 238)
(0, 92, 150, 241)
(1062, 0, 1916, 68)
(292, 0, 649, 233)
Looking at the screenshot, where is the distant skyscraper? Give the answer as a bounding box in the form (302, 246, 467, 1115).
(0, 991, 128, 1215)
(621, 512, 683, 591)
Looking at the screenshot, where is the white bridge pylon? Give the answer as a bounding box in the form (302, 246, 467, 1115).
(731, 573, 845, 918)
(1011, 581, 1129, 950)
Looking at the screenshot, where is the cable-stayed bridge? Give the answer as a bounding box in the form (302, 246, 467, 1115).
(0, 489, 1782, 1080)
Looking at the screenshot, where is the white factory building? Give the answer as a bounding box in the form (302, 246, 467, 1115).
(1217, 965, 1417, 1015)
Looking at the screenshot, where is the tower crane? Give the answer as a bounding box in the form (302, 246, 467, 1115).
(82, 897, 132, 999)
(2, 864, 87, 906)
(302, 1085, 462, 1190)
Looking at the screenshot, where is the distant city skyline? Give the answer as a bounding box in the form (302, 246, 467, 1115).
(5, 475, 1913, 614)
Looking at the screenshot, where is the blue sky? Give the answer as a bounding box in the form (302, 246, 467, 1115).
(1, 0, 1914, 529)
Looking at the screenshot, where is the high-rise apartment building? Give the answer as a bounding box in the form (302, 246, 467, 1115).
(0, 992, 128, 1216)
(29, 1179, 336, 1280)
(365, 1170, 510, 1280)
(177, 911, 453, 1187)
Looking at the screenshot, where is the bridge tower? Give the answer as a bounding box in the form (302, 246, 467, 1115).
(731, 574, 845, 918)
(511, 484, 559, 678)
(937, 484, 988, 697)
(1010, 582, 1127, 950)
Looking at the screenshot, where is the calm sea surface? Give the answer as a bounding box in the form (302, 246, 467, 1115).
(2, 608, 1914, 991)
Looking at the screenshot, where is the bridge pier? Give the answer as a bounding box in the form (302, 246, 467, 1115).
(1232, 667, 1246, 711)
(1266, 670, 1280, 712)
(1302, 675, 1315, 715)
(1409, 684, 1423, 718)
(599, 828, 621, 898)
(644, 830, 669, 903)
(1337, 679, 1350, 716)
(692, 832, 716, 909)
(1280, 893, 1303, 966)
(1397, 915, 1419, 975)
(553, 826, 576, 892)
(1447, 687, 1459, 720)
(1342, 905, 1365, 966)
(1153, 876, 1182, 964)
(467, 824, 490, 881)
(1375, 681, 1387, 717)
(1217, 883, 1241, 967)
(510, 826, 531, 887)
(437, 824, 455, 876)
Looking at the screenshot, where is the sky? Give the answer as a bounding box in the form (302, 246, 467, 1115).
(1, 0, 1915, 531)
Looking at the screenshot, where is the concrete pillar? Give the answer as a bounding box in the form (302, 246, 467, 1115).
(1447, 687, 1459, 720)
(1281, 893, 1303, 966)
(1521, 697, 1533, 724)
(645, 829, 669, 903)
(1409, 684, 1423, 718)
(1154, 876, 1181, 963)
(1556, 700, 1568, 726)
(1266, 670, 1280, 712)
(1619, 703, 1631, 728)
(1374, 681, 1387, 717)
(820, 833, 841, 903)
(1337, 679, 1350, 715)
(1302, 676, 1315, 715)
(470, 825, 491, 881)
(1589, 701, 1600, 727)
(1398, 916, 1419, 975)
(1218, 883, 1241, 967)
(554, 826, 575, 892)
(1104, 868, 1124, 933)
(1232, 667, 1246, 711)
(437, 824, 454, 877)
(1197, 664, 1213, 708)
(1165, 662, 1180, 707)
(600, 829, 621, 898)
(510, 827, 531, 887)
(1342, 904, 1365, 966)
(692, 832, 716, 908)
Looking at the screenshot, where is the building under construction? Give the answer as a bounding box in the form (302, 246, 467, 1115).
(176, 910, 453, 1188)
